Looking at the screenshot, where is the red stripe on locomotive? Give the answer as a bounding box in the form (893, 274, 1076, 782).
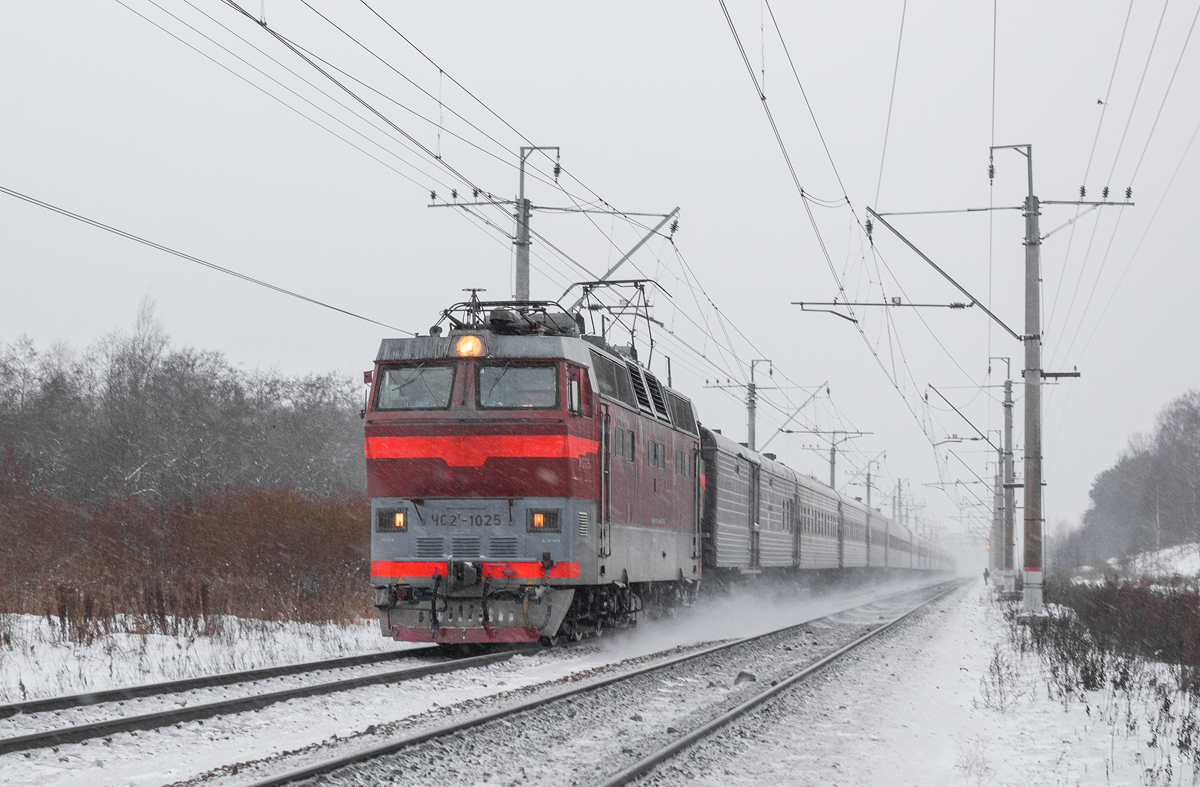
(364, 434, 598, 466)
(371, 560, 581, 579)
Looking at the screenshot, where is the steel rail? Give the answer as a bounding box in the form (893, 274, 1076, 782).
(0, 650, 516, 755)
(0, 646, 439, 719)
(239, 579, 961, 787)
(593, 579, 967, 787)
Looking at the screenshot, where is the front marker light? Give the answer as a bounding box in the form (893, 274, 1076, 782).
(455, 335, 484, 357)
(376, 508, 408, 532)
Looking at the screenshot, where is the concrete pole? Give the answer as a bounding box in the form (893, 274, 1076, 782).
(514, 151, 531, 301)
(1023, 186, 1044, 613)
(993, 466, 1002, 573)
(1003, 378, 1016, 591)
(747, 376, 757, 452)
(830, 440, 837, 489)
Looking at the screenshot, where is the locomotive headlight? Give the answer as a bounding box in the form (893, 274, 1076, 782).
(455, 335, 484, 357)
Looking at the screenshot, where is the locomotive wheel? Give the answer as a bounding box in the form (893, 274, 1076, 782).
(539, 633, 558, 647)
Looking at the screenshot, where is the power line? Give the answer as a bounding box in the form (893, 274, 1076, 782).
(1127, 0, 1200, 184)
(874, 0, 908, 207)
(1046, 0, 1136, 334)
(1103, 0, 1172, 189)
(0, 183, 412, 335)
(121, 0, 449, 194)
(1054, 0, 1194, 368)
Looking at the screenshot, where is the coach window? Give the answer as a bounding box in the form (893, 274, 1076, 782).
(478, 363, 558, 409)
(375, 363, 457, 410)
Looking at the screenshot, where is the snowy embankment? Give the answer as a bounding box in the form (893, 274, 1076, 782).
(0, 614, 415, 705)
(1106, 541, 1200, 579)
(659, 584, 1198, 787)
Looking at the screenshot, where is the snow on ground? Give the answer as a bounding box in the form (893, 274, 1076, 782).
(1108, 541, 1200, 579)
(658, 583, 1170, 787)
(0, 577, 941, 787)
(0, 615, 419, 705)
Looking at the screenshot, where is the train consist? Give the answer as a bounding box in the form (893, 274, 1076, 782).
(365, 295, 953, 644)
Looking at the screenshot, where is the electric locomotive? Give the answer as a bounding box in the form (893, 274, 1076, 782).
(366, 294, 954, 645)
(365, 295, 700, 644)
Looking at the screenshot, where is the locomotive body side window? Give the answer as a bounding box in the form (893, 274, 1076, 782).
(375, 363, 457, 410)
(478, 364, 558, 409)
(627, 430, 635, 461)
(614, 427, 625, 460)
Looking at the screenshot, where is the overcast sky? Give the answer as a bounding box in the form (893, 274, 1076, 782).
(2, 1, 1197, 547)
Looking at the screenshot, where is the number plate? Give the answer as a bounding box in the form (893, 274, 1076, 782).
(429, 511, 504, 527)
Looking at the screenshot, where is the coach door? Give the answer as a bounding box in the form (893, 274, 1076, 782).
(748, 463, 761, 569)
(836, 500, 845, 568)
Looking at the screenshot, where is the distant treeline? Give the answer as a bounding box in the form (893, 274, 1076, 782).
(0, 301, 365, 501)
(1052, 389, 1200, 570)
(0, 302, 373, 631)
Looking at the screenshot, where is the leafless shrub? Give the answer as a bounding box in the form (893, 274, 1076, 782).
(979, 642, 1024, 711)
(953, 737, 997, 785)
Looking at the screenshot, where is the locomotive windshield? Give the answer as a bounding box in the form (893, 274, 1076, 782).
(375, 363, 456, 410)
(478, 363, 558, 409)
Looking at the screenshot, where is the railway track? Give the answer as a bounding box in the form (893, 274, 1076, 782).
(0, 648, 515, 756)
(0, 646, 440, 719)
(594, 580, 965, 787)
(230, 578, 965, 787)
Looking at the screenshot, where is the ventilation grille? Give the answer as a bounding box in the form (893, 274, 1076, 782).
(626, 363, 653, 414)
(578, 512, 589, 537)
(451, 536, 481, 558)
(415, 538, 444, 559)
(489, 537, 520, 559)
(643, 373, 672, 423)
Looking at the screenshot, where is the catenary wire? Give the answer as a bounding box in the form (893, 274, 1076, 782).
(873, 0, 909, 208)
(0, 183, 414, 335)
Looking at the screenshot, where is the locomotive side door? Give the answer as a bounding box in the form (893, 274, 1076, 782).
(600, 405, 612, 558)
(748, 463, 761, 569)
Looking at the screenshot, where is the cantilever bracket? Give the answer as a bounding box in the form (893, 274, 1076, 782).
(795, 303, 858, 323)
(866, 208, 1022, 342)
